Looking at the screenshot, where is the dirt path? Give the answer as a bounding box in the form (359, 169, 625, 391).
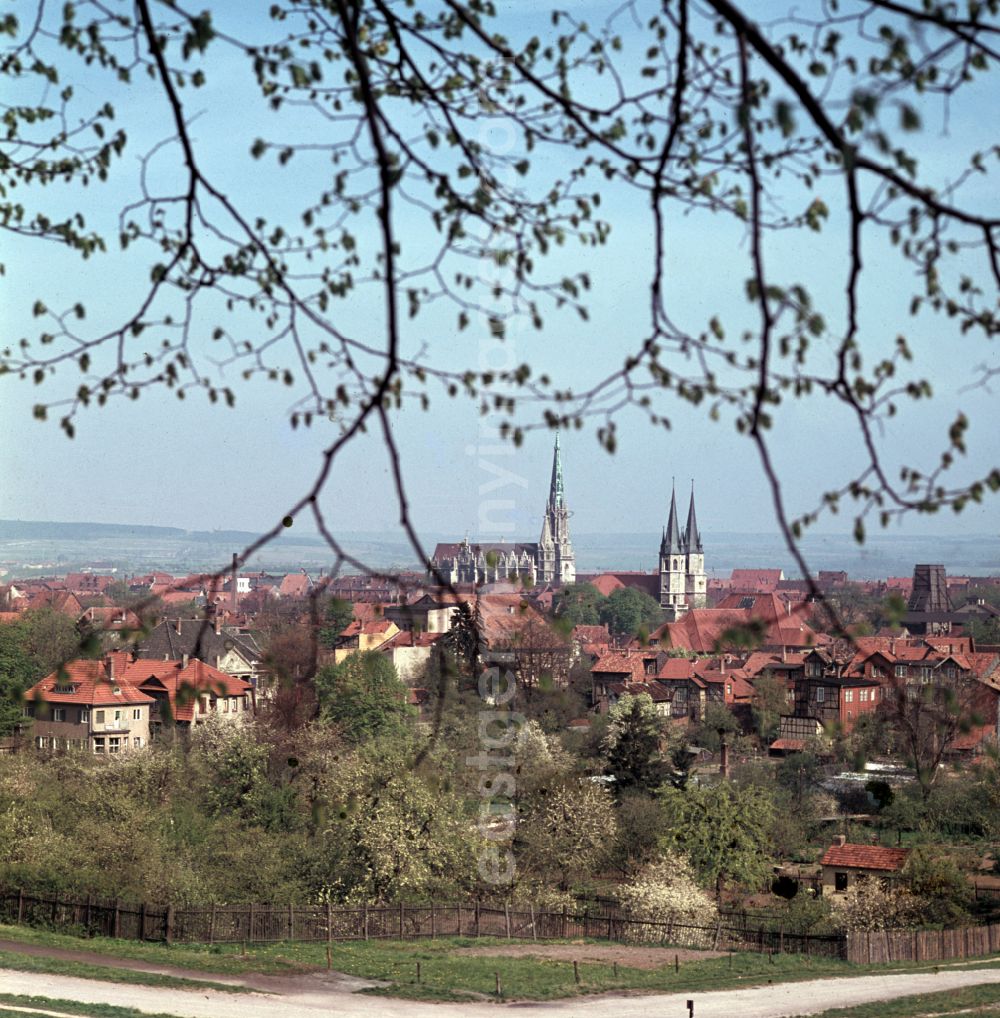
(3, 965, 1000, 1017)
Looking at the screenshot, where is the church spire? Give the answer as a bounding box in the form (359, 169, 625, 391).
(661, 481, 683, 555)
(548, 431, 565, 509)
(685, 480, 703, 554)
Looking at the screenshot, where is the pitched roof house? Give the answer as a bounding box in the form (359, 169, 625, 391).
(820, 836, 909, 895)
(23, 656, 154, 754)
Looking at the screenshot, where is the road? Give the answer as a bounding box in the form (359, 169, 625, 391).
(2, 965, 1000, 1017)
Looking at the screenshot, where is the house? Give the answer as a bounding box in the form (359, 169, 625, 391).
(820, 836, 909, 895)
(122, 658, 252, 730)
(23, 656, 154, 753)
(334, 619, 401, 662)
(377, 629, 443, 684)
(277, 573, 312, 599)
(383, 595, 459, 634)
(730, 568, 785, 592)
(133, 618, 264, 688)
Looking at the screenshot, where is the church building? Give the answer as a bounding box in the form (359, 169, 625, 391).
(659, 484, 707, 619)
(431, 435, 576, 587)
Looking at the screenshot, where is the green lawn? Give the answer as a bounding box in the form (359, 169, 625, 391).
(0, 993, 182, 1018)
(2, 924, 1000, 1003)
(793, 981, 1000, 1017)
(0, 941, 253, 995)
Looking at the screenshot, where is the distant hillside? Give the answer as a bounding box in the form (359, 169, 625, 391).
(0, 519, 327, 546)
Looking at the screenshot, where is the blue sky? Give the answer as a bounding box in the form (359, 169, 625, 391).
(2, 1, 998, 561)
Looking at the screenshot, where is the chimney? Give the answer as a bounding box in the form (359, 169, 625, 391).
(182, 653, 189, 669)
(107, 655, 114, 680)
(214, 614, 222, 636)
(833, 834, 847, 847)
(175, 618, 182, 635)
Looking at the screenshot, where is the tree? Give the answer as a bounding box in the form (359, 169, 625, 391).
(314, 651, 414, 745)
(552, 584, 605, 628)
(0, 609, 85, 736)
(501, 615, 572, 702)
(317, 598, 354, 650)
(618, 856, 718, 939)
(517, 779, 617, 891)
(438, 601, 481, 678)
(881, 671, 985, 800)
(599, 588, 662, 639)
(965, 616, 1000, 646)
(659, 782, 776, 896)
(750, 673, 789, 745)
(602, 692, 666, 793)
(4, 4, 1000, 671)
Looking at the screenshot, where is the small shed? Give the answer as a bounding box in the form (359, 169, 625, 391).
(819, 835, 909, 895)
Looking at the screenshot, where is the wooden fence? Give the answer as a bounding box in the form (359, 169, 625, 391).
(846, 923, 1000, 964)
(0, 886, 845, 958)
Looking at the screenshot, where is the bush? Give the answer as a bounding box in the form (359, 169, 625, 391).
(618, 855, 718, 942)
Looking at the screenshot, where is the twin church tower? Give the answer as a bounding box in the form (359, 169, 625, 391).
(431, 434, 707, 616)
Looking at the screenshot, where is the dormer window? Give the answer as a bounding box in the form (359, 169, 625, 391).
(112, 686, 121, 695)
(54, 683, 78, 694)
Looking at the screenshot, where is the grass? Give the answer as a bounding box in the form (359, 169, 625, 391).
(0, 946, 251, 995)
(0, 993, 185, 1018)
(3, 924, 1000, 1002)
(793, 980, 1000, 1017)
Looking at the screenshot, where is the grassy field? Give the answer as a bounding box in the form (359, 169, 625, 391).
(0, 947, 249, 994)
(2, 924, 1000, 1002)
(0, 993, 182, 1018)
(795, 980, 1000, 1017)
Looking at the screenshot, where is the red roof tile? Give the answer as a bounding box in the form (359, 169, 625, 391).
(820, 843, 909, 871)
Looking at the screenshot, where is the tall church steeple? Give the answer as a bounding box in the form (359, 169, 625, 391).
(660, 483, 684, 556)
(684, 482, 703, 554)
(549, 431, 565, 510)
(683, 481, 707, 609)
(537, 432, 575, 585)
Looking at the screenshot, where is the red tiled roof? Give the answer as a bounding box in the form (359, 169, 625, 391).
(588, 574, 626, 597)
(770, 738, 806, 752)
(278, 574, 311, 598)
(820, 843, 909, 871)
(125, 658, 251, 723)
(27, 659, 156, 707)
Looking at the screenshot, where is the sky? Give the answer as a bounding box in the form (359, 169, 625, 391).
(1, 1, 998, 570)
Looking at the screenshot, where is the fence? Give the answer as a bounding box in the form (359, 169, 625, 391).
(0, 886, 845, 958)
(846, 923, 1000, 964)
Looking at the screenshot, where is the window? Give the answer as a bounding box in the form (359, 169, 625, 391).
(222, 698, 229, 713)
(947, 666, 957, 679)
(860, 689, 869, 702)
(79, 708, 89, 724)
(844, 690, 854, 703)
(726, 684, 732, 697)
(835, 872, 848, 892)
(114, 709, 122, 722)
(133, 737, 142, 748)
(921, 667, 931, 683)
(132, 708, 142, 720)
(816, 687, 825, 703)
(93, 737, 105, 754)
(108, 737, 121, 754)
(846, 710, 852, 721)
(95, 710, 105, 723)
(872, 689, 878, 702)
(52, 708, 65, 722)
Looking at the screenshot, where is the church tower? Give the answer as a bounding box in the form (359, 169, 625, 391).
(659, 484, 688, 614)
(537, 433, 576, 585)
(683, 483, 707, 608)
